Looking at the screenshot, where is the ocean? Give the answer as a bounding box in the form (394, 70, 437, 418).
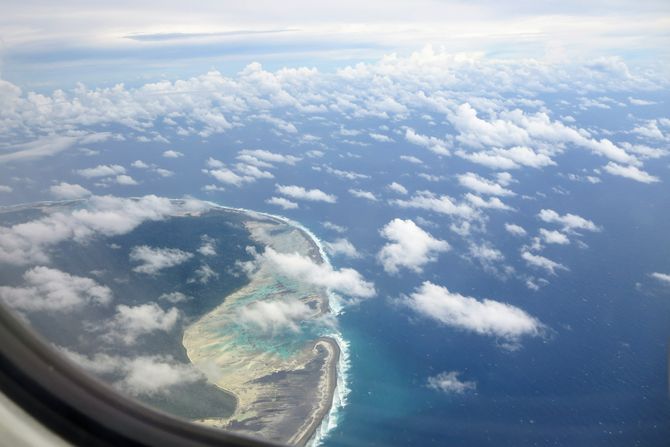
(1, 104, 669, 446)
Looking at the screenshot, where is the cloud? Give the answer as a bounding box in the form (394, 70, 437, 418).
(238, 149, 301, 165)
(159, 291, 192, 303)
(448, 103, 530, 148)
(254, 114, 299, 134)
(457, 146, 555, 170)
(131, 160, 149, 168)
(448, 103, 639, 166)
(238, 299, 312, 333)
(370, 132, 393, 143)
(204, 157, 273, 183)
(405, 128, 450, 155)
(0, 136, 79, 163)
(521, 251, 568, 275)
(404, 281, 544, 342)
(62, 349, 203, 397)
(621, 142, 668, 160)
(276, 184, 337, 203)
(324, 238, 360, 258)
(131, 160, 174, 177)
(455, 150, 520, 170)
(204, 168, 255, 186)
(628, 97, 657, 106)
(427, 371, 476, 394)
(205, 157, 225, 168)
(324, 166, 370, 180)
(115, 174, 138, 185)
(49, 182, 91, 199)
(236, 154, 273, 168)
(388, 182, 408, 195)
(650, 272, 670, 285)
(465, 193, 513, 210)
(349, 189, 378, 201)
(539, 228, 570, 245)
(234, 163, 274, 179)
(418, 173, 444, 182)
(77, 164, 126, 178)
(400, 155, 423, 164)
(197, 235, 216, 256)
(129, 246, 194, 275)
(0, 185, 12, 193)
(0, 195, 207, 266)
(0, 48, 665, 155)
(257, 247, 375, 300)
(603, 162, 659, 183)
(156, 168, 174, 177)
(190, 263, 218, 284)
(378, 219, 450, 274)
(202, 184, 225, 192)
(391, 191, 477, 220)
(538, 209, 600, 233)
(105, 302, 179, 345)
(322, 221, 347, 233)
(116, 355, 203, 396)
(0, 267, 112, 312)
(505, 223, 527, 236)
(266, 196, 299, 209)
(632, 120, 665, 140)
(162, 150, 183, 158)
(458, 172, 515, 196)
(468, 242, 504, 264)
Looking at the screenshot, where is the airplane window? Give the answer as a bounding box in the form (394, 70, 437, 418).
(0, 2, 669, 446)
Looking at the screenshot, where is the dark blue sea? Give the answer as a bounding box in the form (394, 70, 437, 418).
(1, 95, 669, 447)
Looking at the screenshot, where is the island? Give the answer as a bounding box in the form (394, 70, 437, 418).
(183, 211, 342, 445)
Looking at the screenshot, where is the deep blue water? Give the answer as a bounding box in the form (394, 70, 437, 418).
(1, 96, 669, 446)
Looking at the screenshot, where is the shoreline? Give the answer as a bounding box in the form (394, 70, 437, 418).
(1, 197, 348, 446)
(189, 202, 347, 445)
(291, 337, 340, 446)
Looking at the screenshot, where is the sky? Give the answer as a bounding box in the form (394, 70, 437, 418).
(1, 1, 669, 88)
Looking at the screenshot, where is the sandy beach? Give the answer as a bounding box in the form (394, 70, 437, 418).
(182, 212, 341, 445)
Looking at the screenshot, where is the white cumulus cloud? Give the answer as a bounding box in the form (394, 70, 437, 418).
(257, 247, 375, 300)
(650, 272, 670, 285)
(388, 182, 408, 195)
(129, 246, 194, 275)
(505, 223, 527, 236)
(603, 162, 659, 183)
(521, 251, 568, 275)
(458, 172, 515, 196)
(266, 196, 299, 209)
(238, 299, 312, 334)
(50, 182, 91, 199)
(105, 302, 179, 345)
(276, 184, 337, 203)
(538, 209, 600, 233)
(349, 189, 378, 201)
(0, 267, 112, 312)
(162, 150, 184, 158)
(77, 164, 126, 178)
(378, 219, 450, 274)
(404, 281, 544, 342)
(427, 371, 476, 394)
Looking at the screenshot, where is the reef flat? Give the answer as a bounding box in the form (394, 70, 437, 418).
(183, 215, 339, 445)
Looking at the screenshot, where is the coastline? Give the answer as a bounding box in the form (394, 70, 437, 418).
(291, 337, 340, 446)
(185, 202, 348, 445)
(0, 198, 348, 446)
